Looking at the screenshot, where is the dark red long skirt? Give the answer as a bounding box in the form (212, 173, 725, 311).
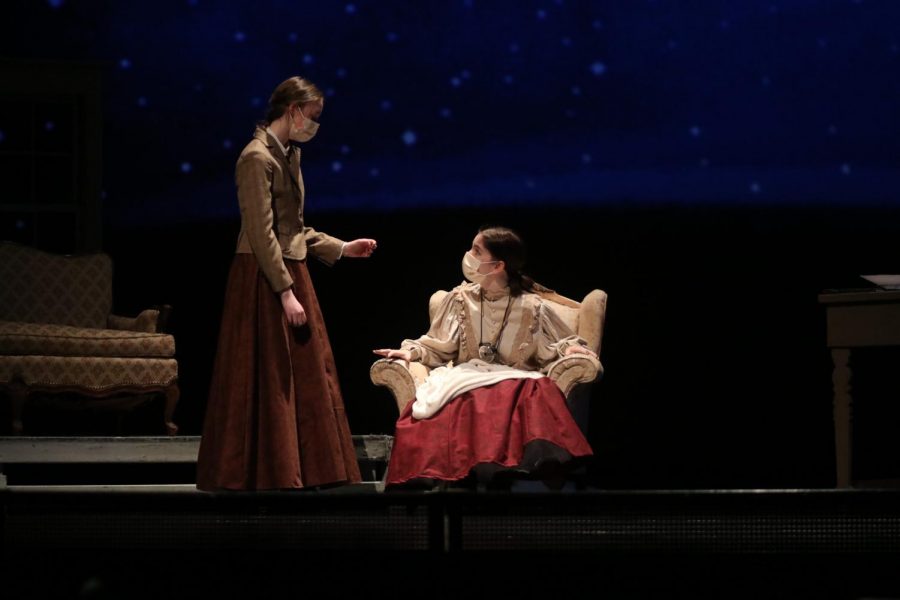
(197, 254, 361, 491)
(386, 377, 592, 486)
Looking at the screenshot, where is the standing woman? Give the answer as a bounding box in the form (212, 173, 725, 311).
(197, 76, 377, 491)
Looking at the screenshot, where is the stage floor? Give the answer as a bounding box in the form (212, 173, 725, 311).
(3, 436, 900, 597)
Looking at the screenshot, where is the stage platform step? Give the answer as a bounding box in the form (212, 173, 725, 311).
(0, 435, 393, 487)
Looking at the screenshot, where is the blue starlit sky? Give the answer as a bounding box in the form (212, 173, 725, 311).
(2, 0, 900, 225)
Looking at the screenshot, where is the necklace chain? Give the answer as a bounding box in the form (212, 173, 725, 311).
(479, 289, 513, 360)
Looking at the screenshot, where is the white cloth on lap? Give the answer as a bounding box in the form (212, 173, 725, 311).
(411, 359, 545, 420)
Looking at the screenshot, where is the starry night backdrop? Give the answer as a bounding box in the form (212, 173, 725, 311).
(3, 0, 900, 488)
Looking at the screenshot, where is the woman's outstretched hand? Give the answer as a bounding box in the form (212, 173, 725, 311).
(565, 345, 597, 358)
(344, 238, 378, 258)
(280, 288, 307, 327)
(373, 348, 413, 363)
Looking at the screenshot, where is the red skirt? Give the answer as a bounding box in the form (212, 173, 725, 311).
(386, 377, 592, 486)
(197, 255, 361, 491)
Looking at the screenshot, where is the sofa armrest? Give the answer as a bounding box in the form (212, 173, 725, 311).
(370, 359, 431, 414)
(107, 309, 160, 333)
(107, 305, 172, 333)
(545, 354, 603, 397)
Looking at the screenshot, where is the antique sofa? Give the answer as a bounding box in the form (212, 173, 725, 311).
(371, 288, 607, 414)
(0, 242, 179, 435)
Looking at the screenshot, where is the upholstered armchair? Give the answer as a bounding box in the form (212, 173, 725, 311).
(0, 242, 179, 435)
(371, 288, 607, 414)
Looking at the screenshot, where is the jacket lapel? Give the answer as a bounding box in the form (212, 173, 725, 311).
(259, 128, 301, 191)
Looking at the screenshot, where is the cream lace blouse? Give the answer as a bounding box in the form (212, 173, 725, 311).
(400, 282, 588, 372)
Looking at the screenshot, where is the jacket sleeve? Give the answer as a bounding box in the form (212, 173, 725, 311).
(302, 227, 346, 266)
(236, 151, 293, 292)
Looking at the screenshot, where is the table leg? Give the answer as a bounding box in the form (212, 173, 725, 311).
(831, 348, 852, 488)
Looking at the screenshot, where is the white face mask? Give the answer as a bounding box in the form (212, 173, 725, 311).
(288, 108, 319, 143)
(462, 251, 498, 284)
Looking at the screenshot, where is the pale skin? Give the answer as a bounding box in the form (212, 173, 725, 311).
(373, 233, 597, 362)
(269, 99, 377, 327)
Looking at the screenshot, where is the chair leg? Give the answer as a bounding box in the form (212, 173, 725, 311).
(163, 383, 179, 436)
(8, 382, 28, 435)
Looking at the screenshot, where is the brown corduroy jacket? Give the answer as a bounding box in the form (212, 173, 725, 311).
(234, 127, 344, 292)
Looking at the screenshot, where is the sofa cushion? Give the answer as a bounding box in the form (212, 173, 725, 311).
(0, 321, 175, 359)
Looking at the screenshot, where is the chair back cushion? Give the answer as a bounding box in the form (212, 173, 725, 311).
(0, 242, 112, 329)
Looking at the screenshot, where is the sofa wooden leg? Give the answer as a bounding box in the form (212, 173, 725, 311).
(8, 382, 28, 436)
(163, 383, 179, 436)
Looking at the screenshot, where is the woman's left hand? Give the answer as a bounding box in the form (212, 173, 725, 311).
(565, 345, 597, 358)
(343, 238, 378, 258)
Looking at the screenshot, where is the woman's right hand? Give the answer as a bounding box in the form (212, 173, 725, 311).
(373, 348, 413, 362)
(280, 288, 307, 327)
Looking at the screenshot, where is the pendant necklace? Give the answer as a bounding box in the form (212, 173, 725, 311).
(478, 289, 513, 363)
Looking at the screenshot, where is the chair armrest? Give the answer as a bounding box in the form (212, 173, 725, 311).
(545, 354, 603, 397)
(370, 359, 431, 413)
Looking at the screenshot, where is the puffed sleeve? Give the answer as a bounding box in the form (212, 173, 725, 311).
(400, 290, 462, 368)
(236, 151, 293, 292)
(533, 301, 590, 369)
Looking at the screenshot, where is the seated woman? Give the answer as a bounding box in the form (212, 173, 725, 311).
(373, 226, 596, 489)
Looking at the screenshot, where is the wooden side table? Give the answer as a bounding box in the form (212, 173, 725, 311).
(819, 289, 900, 488)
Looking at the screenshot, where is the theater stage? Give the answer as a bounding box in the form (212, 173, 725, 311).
(2, 437, 900, 598)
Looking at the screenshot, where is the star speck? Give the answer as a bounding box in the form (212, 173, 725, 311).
(841, 163, 851, 175)
(340, 145, 351, 155)
(44, 121, 55, 132)
(223, 140, 233, 150)
(581, 153, 592, 164)
(536, 9, 547, 19)
(0, 130, 5, 143)
(561, 37, 572, 47)
(47, 0, 64, 7)
(303, 54, 314, 65)
(345, 4, 357, 14)
(386, 32, 398, 42)
(509, 43, 520, 54)
(827, 125, 838, 135)
(15, 219, 26, 230)
(288, 32, 298, 43)
(750, 181, 761, 194)
(380, 100, 393, 111)
(439, 108, 452, 118)
(336, 67, 348, 79)
(689, 126, 701, 138)
(503, 75, 515, 85)
(590, 62, 607, 76)
(119, 58, 132, 70)
(402, 130, 418, 146)
(592, 20, 603, 30)
(450, 77, 462, 88)
(181, 162, 192, 173)
(571, 85, 581, 96)
(370, 168, 380, 177)
(332, 161, 343, 172)
(234, 31, 246, 43)
(700, 158, 710, 167)
(250, 97, 262, 108)
(137, 96, 148, 107)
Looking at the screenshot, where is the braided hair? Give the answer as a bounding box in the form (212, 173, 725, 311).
(478, 226, 552, 296)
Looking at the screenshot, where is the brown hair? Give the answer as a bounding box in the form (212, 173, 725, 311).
(478, 226, 551, 296)
(264, 76, 324, 124)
